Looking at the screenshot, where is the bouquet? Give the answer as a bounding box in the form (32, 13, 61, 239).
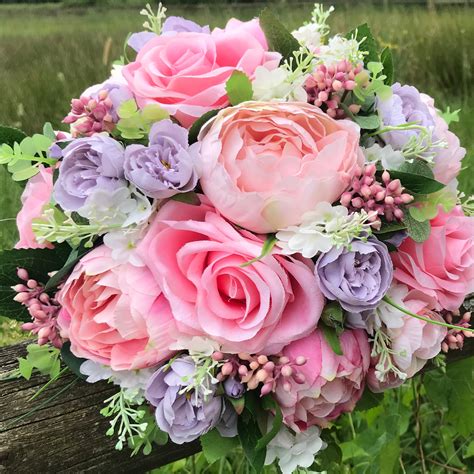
(1, 3, 473, 473)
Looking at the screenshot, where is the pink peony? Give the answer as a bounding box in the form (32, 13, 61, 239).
(198, 101, 362, 233)
(137, 197, 324, 354)
(15, 165, 54, 249)
(123, 19, 280, 128)
(368, 286, 446, 392)
(57, 245, 177, 370)
(421, 94, 466, 186)
(274, 329, 370, 430)
(391, 206, 474, 311)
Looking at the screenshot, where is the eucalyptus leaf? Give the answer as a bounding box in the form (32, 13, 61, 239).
(402, 212, 430, 242)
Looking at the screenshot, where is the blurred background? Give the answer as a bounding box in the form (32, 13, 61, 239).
(0, 1, 472, 472)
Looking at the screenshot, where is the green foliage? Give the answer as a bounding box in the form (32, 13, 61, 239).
(389, 159, 445, 195)
(402, 212, 431, 243)
(346, 23, 379, 65)
(200, 429, 240, 464)
(408, 188, 457, 222)
(255, 397, 283, 451)
(352, 114, 380, 131)
(225, 71, 253, 106)
(321, 301, 345, 331)
(0, 245, 71, 321)
(380, 47, 395, 85)
(18, 343, 61, 380)
(320, 321, 343, 356)
(129, 409, 168, 456)
(440, 106, 461, 126)
(116, 99, 169, 140)
(60, 341, 87, 379)
(0, 125, 27, 147)
(188, 109, 220, 144)
(259, 8, 300, 64)
(170, 191, 201, 206)
(241, 234, 278, 268)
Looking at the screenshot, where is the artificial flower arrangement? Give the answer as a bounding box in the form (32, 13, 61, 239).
(0, 3, 473, 473)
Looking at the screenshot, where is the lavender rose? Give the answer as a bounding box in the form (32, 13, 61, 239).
(162, 16, 210, 34)
(145, 356, 234, 444)
(53, 135, 126, 211)
(315, 238, 393, 312)
(124, 119, 199, 199)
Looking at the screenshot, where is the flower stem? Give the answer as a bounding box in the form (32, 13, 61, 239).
(382, 296, 474, 333)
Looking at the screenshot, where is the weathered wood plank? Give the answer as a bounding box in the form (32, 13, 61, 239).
(0, 338, 472, 473)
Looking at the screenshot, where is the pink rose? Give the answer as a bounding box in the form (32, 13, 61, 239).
(421, 94, 466, 186)
(368, 286, 446, 392)
(123, 19, 280, 128)
(57, 245, 177, 370)
(392, 206, 474, 311)
(198, 101, 362, 233)
(274, 329, 370, 430)
(137, 197, 324, 354)
(15, 165, 53, 249)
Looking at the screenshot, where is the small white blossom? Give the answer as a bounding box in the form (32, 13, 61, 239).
(363, 143, 405, 170)
(292, 23, 322, 52)
(317, 35, 366, 66)
(80, 359, 113, 383)
(265, 422, 326, 474)
(276, 202, 374, 258)
(169, 336, 220, 357)
(252, 66, 307, 102)
(103, 228, 145, 267)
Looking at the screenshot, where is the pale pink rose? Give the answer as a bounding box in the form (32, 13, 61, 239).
(421, 93, 466, 186)
(137, 197, 324, 354)
(198, 101, 363, 233)
(15, 165, 53, 249)
(392, 206, 474, 311)
(275, 329, 370, 431)
(122, 19, 280, 128)
(368, 287, 447, 392)
(57, 245, 177, 370)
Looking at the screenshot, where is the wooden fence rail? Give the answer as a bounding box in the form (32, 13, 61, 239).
(0, 339, 473, 473)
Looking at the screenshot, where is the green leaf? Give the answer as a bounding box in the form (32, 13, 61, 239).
(12, 166, 40, 181)
(42, 122, 57, 141)
(255, 396, 283, 451)
(170, 191, 201, 206)
(0, 245, 72, 322)
(259, 8, 300, 63)
(387, 170, 444, 195)
(380, 47, 394, 85)
(188, 109, 220, 144)
(408, 187, 456, 222)
(320, 322, 343, 356)
(402, 212, 430, 242)
(18, 357, 33, 380)
(393, 158, 435, 179)
(440, 106, 461, 126)
(346, 23, 379, 65)
(229, 396, 245, 415)
(355, 389, 384, 411)
(241, 234, 278, 267)
(0, 125, 27, 147)
(238, 412, 265, 473)
(60, 341, 87, 379)
(321, 302, 344, 332)
(353, 114, 380, 130)
(200, 429, 240, 464)
(17, 344, 61, 380)
(117, 99, 138, 119)
(374, 221, 407, 235)
(226, 70, 253, 106)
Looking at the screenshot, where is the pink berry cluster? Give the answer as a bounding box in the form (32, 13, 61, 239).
(341, 164, 414, 229)
(304, 59, 364, 119)
(441, 310, 472, 352)
(63, 89, 115, 137)
(214, 351, 307, 397)
(13, 268, 63, 348)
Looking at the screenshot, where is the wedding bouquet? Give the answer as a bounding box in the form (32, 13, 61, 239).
(1, 3, 473, 473)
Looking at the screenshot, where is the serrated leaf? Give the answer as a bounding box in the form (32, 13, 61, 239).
(188, 109, 220, 144)
(353, 114, 380, 130)
(259, 8, 300, 63)
(18, 358, 33, 380)
(320, 322, 343, 356)
(346, 23, 379, 65)
(200, 429, 239, 464)
(60, 341, 87, 379)
(402, 212, 430, 242)
(141, 104, 169, 122)
(380, 47, 394, 84)
(241, 234, 277, 267)
(118, 99, 138, 119)
(225, 70, 253, 106)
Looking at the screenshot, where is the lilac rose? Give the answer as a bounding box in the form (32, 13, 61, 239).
(315, 238, 393, 313)
(145, 356, 236, 444)
(53, 135, 126, 211)
(124, 119, 199, 199)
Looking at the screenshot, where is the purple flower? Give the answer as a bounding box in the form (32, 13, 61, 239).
(53, 135, 126, 211)
(145, 356, 231, 444)
(377, 83, 435, 150)
(223, 377, 245, 399)
(315, 238, 393, 313)
(128, 31, 158, 53)
(384, 230, 408, 248)
(162, 16, 210, 34)
(124, 119, 199, 199)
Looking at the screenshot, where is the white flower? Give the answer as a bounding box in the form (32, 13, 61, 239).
(276, 202, 374, 258)
(80, 360, 113, 383)
(103, 228, 145, 267)
(265, 423, 326, 474)
(109, 64, 127, 85)
(292, 23, 322, 51)
(317, 35, 365, 66)
(252, 66, 307, 102)
(169, 336, 220, 357)
(363, 143, 405, 170)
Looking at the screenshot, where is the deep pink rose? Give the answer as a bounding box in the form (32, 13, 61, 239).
(275, 329, 370, 430)
(15, 165, 53, 249)
(421, 94, 466, 186)
(392, 206, 474, 311)
(368, 286, 446, 392)
(198, 101, 363, 233)
(57, 245, 177, 370)
(137, 198, 324, 354)
(123, 19, 280, 128)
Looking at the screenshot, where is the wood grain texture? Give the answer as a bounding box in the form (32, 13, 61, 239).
(0, 338, 472, 473)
